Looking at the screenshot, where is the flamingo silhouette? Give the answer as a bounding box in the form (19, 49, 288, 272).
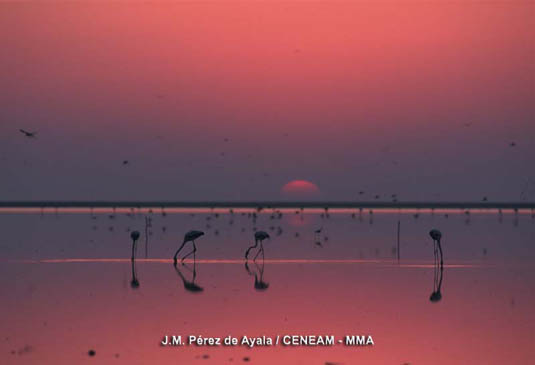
(245, 231, 270, 261)
(130, 231, 140, 261)
(173, 230, 204, 264)
(429, 229, 443, 268)
(428, 229, 444, 302)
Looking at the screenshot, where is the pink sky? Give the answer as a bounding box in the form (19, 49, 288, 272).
(0, 1, 533, 201)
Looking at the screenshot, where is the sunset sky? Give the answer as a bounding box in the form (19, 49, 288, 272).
(1, 1, 533, 201)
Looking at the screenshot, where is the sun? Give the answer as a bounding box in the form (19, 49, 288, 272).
(281, 180, 320, 197)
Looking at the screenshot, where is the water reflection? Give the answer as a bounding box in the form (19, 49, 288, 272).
(130, 259, 140, 289)
(244, 261, 269, 291)
(430, 259, 444, 302)
(174, 262, 203, 293)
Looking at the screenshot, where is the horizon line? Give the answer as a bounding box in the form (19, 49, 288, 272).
(0, 200, 533, 210)
(5, 258, 490, 268)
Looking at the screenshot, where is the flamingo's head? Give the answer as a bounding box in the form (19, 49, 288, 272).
(131, 231, 140, 242)
(429, 229, 442, 242)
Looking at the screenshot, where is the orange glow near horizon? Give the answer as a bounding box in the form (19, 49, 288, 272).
(281, 180, 321, 195)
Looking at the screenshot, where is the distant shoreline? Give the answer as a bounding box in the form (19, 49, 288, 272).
(0, 201, 533, 210)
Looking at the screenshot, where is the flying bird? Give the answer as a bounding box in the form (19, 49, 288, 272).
(19, 129, 37, 138)
(173, 230, 205, 264)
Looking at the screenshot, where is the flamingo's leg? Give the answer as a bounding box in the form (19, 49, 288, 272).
(245, 240, 258, 260)
(131, 240, 136, 261)
(437, 240, 443, 267)
(173, 240, 188, 264)
(181, 241, 197, 263)
(253, 243, 262, 261)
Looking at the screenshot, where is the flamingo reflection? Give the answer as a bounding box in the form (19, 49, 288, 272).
(430, 257, 444, 302)
(174, 262, 203, 293)
(244, 261, 269, 291)
(130, 259, 140, 289)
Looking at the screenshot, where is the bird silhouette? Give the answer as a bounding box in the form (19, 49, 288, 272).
(429, 235, 444, 303)
(245, 231, 270, 261)
(429, 229, 443, 267)
(173, 230, 204, 265)
(130, 231, 140, 261)
(19, 129, 37, 138)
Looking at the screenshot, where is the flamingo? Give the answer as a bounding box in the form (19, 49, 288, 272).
(245, 231, 270, 261)
(429, 229, 444, 302)
(429, 229, 443, 267)
(130, 231, 140, 261)
(173, 230, 204, 264)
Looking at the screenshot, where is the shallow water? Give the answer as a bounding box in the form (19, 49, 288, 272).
(1, 210, 534, 364)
